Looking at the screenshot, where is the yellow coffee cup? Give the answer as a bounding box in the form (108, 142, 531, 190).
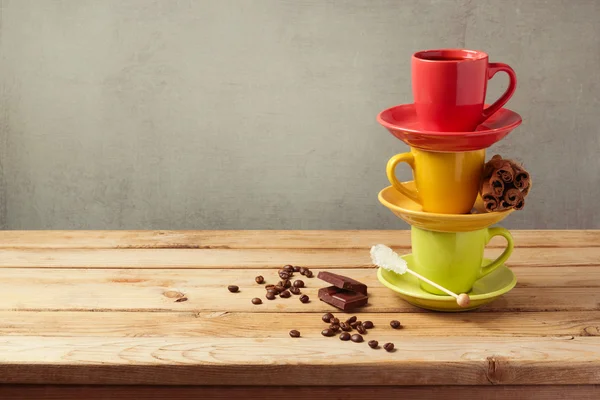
(411, 225, 514, 295)
(386, 147, 485, 214)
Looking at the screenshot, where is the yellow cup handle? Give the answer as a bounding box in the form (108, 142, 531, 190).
(386, 152, 420, 204)
(479, 227, 514, 278)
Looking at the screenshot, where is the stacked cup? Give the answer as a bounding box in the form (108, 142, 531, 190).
(376, 49, 523, 311)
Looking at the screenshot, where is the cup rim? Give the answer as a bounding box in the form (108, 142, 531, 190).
(413, 48, 488, 62)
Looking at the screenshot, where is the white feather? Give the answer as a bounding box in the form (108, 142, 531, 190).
(370, 244, 408, 274)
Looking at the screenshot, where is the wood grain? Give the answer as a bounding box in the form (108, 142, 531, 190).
(0, 385, 597, 400)
(0, 311, 596, 338)
(0, 268, 598, 312)
(0, 336, 598, 385)
(1, 230, 599, 249)
(1, 247, 599, 269)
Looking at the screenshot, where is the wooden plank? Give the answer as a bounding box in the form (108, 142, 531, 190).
(0, 336, 598, 385)
(0, 230, 598, 249)
(0, 385, 597, 400)
(1, 247, 599, 269)
(0, 268, 597, 312)
(0, 311, 597, 338)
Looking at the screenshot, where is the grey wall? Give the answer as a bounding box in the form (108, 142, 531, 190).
(0, 0, 599, 230)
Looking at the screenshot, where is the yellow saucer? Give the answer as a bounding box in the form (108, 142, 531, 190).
(378, 182, 514, 232)
(377, 254, 517, 312)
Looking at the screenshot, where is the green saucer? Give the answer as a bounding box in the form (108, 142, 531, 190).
(377, 254, 517, 312)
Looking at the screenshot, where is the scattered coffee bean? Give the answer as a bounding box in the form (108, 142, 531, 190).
(289, 329, 300, 338)
(274, 285, 285, 293)
(290, 286, 301, 295)
(321, 328, 335, 337)
(340, 322, 352, 332)
(368, 340, 379, 349)
(266, 292, 276, 300)
(252, 297, 262, 305)
(293, 280, 305, 288)
(280, 290, 291, 298)
(299, 267, 307, 275)
(255, 275, 265, 284)
(283, 265, 294, 273)
(279, 270, 290, 280)
(331, 317, 340, 325)
(339, 332, 351, 341)
(265, 284, 275, 290)
(350, 320, 360, 329)
(362, 321, 374, 329)
(356, 324, 367, 334)
(330, 324, 340, 332)
(227, 285, 239, 293)
(266, 288, 278, 296)
(279, 280, 292, 289)
(293, 266, 302, 272)
(299, 294, 310, 303)
(350, 334, 364, 343)
(390, 320, 402, 329)
(322, 313, 334, 323)
(305, 270, 314, 278)
(383, 342, 395, 352)
(346, 316, 357, 324)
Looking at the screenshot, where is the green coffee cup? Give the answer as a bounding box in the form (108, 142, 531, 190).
(410, 226, 514, 295)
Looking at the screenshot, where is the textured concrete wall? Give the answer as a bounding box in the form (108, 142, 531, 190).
(0, 0, 599, 230)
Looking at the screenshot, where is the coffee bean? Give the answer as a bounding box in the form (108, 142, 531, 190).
(356, 324, 367, 334)
(293, 280, 304, 288)
(266, 288, 278, 295)
(321, 328, 335, 337)
(265, 284, 275, 290)
(350, 320, 360, 329)
(350, 334, 364, 343)
(346, 316, 357, 324)
(293, 266, 301, 272)
(299, 267, 307, 275)
(283, 265, 294, 273)
(368, 340, 379, 349)
(299, 294, 310, 303)
(339, 322, 352, 332)
(280, 290, 291, 298)
(266, 292, 276, 300)
(251, 297, 262, 305)
(279, 280, 292, 289)
(305, 270, 314, 278)
(255, 275, 265, 284)
(289, 329, 300, 338)
(390, 320, 402, 329)
(227, 285, 239, 293)
(363, 321, 374, 329)
(290, 286, 301, 295)
(331, 318, 340, 325)
(330, 324, 340, 332)
(322, 313, 334, 323)
(339, 332, 351, 341)
(274, 285, 285, 293)
(279, 270, 290, 280)
(383, 343, 395, 352)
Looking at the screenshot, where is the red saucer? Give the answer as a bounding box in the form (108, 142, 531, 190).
(377, 104, 522, 152)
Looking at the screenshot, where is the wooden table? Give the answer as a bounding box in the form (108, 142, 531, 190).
(0, 230, 598, 399)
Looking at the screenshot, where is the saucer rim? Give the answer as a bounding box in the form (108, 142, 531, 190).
(377, 255, 517, 302)
(376, 103, 522, 136)
(377, 184, 515, 220)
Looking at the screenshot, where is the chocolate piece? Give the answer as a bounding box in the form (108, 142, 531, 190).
(318, 286, 368, 311)
(317, 271, 367, 295)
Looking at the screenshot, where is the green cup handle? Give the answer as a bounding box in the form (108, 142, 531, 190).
(479, 227, 514, 278)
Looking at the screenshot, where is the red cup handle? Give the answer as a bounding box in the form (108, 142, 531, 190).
(482, 62, 517, 122)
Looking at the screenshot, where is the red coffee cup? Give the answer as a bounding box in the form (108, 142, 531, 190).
(411, 49, 516, 132)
